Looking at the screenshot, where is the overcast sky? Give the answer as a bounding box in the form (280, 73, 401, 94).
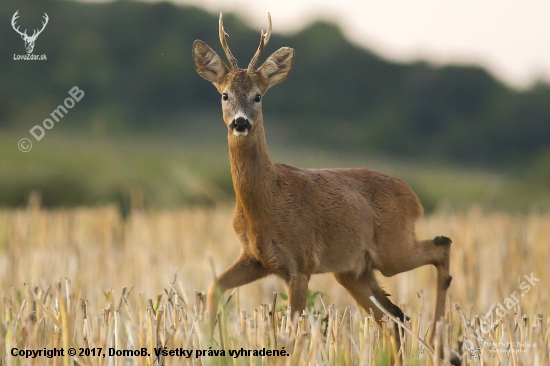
(86, 0, 550, 89)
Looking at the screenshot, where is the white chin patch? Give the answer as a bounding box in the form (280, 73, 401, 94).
(232, 130, 248, 137)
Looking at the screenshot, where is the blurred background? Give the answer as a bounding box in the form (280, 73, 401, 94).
(1, 0, 549, 213)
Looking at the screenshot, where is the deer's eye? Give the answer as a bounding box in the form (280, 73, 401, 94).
(254, 94, 261, 103)
(222, 93, 228, 101)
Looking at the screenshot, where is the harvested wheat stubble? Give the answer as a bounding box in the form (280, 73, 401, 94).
(0, 205, 549, 365)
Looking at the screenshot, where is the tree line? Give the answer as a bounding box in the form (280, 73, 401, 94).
(1, 0, 549, 170)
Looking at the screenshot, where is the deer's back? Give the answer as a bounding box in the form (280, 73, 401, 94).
(274, 163, 423, 221)
(267, 163, 424, 275)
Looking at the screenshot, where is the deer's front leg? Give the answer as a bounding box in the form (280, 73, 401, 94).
(287, 273, 310, 320)
(207, 254, 269, 331)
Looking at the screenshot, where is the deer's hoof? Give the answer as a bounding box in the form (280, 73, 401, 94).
(450, 353, 462, 366)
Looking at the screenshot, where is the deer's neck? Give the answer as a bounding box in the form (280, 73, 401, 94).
(228, 121, 276, 227)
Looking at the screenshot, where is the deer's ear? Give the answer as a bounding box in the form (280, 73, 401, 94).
(193, 40, 229, 86)
(257, 47, 294, 93)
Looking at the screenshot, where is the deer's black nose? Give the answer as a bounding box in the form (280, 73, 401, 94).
(234, 117, 248, 126)
(230, 117, 252, 132)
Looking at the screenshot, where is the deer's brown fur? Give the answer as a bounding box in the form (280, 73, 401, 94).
(192, 13, 453, 351)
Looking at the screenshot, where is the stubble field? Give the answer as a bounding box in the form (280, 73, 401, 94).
(0, 204, 548, 365)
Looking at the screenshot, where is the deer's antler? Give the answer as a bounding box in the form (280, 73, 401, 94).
(219, 13, 238, 71)
(11, 11, 29, 38)
(248, 13, 272, 72)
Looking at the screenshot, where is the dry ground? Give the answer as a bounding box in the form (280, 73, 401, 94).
(0, 204, 548, 365)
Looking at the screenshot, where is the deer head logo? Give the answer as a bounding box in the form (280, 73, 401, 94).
(11, 11, 49, 54)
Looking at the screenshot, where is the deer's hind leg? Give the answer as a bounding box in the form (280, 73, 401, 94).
(334, 269, 406, 351)
(376, 236, 453, 344)
(286, 272, 310, 319)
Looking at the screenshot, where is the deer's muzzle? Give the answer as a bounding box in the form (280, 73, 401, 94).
(230, 117, 252, 133)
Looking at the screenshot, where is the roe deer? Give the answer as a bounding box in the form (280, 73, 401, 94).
(192, 12, 454, 355)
